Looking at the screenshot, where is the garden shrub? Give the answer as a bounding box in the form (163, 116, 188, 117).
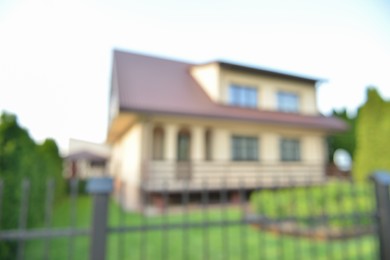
(250, 181, 374, 228)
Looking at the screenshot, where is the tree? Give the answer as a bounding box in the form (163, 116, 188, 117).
(354, 87, 390, 182)
(0, 112, 65, 259)
(327, 108, 356, 162)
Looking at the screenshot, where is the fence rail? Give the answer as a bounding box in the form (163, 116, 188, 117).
(0, 228, 90, 240)
(1, 172, 389, 259)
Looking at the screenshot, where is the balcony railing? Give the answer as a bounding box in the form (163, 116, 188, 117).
(142, 160, 326, 192)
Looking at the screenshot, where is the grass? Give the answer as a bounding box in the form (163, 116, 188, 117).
(23, 192, 379, 260)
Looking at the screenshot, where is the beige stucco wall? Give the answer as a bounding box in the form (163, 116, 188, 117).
(302, 135, 322, 162)
(211, 128, 230, 160)
(110, 122, 143, 210)
(121, 123, 143, 183)
(190, 63, 221, 102)
(220, 69, 318, 115)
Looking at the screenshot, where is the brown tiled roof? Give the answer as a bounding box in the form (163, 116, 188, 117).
(112, 50, 346, 132)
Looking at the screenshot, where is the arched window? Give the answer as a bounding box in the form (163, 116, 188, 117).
(177, 129, 191, 161)
(153, 126, 164, 160)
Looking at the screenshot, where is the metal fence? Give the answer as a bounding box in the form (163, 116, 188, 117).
(1, 172, 390, 260)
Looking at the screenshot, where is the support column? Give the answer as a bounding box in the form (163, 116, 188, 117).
(165, 124, 178, 161)
(191, 126, 205, 161)
(140, 119, 152, 182)
(261, 133, 278, 163)
(141, 119, 152, 162)
(212, 129, 229, 161)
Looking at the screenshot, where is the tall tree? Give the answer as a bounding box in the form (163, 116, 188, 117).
(0, 112, 65, 259)
(354, 87, 390, 181)
(327, 108, 356, 162)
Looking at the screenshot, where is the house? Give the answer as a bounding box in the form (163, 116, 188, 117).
(63, 139, 110, 179)
(107, 50, 346, 210)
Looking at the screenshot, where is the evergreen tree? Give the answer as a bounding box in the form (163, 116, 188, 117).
(354, 87, 390, 181)
(327, 108, 356, 162)
(0, 112, 65, 259)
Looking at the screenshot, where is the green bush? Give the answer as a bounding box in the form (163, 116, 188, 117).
(250, 181, 374, 228)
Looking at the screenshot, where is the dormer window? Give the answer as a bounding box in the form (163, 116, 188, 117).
(228, 84, 258, 108)
(277, 91, 299, 112)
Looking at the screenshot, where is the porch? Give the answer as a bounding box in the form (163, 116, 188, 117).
(142, 161, 326, 192)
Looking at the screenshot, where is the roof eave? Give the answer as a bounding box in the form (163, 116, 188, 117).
(218, 62, 324, 84)
(119, 106, 346, 132)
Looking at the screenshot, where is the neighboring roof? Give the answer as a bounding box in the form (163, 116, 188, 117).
(112, 50, 346, 131)
(68, 138, 111, 157)
(65, 151, 107, 163)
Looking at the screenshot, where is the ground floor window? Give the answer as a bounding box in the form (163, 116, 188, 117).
(231, 136, 258, 161)
(280, 138, 301, 161)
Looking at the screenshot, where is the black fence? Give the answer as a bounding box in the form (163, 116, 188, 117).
(1, 172, 390, 260)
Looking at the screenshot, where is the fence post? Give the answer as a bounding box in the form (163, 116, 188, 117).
(87, 177, 113, 260)
(371, 171, 390, 260)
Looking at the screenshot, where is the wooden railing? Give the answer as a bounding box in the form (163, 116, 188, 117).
(142, 160, 326, 191)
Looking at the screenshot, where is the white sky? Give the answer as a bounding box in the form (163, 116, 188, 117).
(0, 0, 389, 152)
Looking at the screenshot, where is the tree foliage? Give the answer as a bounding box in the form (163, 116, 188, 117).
(327, 108, 356, 162)
(0, 112, 65, 259)
(354, 87, 390, 182)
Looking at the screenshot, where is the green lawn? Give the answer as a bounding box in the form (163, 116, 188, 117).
(24, 194, 378, 260)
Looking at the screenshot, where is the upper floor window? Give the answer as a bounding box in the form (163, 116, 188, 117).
(280, 138, 300, 161)
(231, 135, 258, 161)
(229, 84, 258, 108)
(277, 91, 299, 112)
